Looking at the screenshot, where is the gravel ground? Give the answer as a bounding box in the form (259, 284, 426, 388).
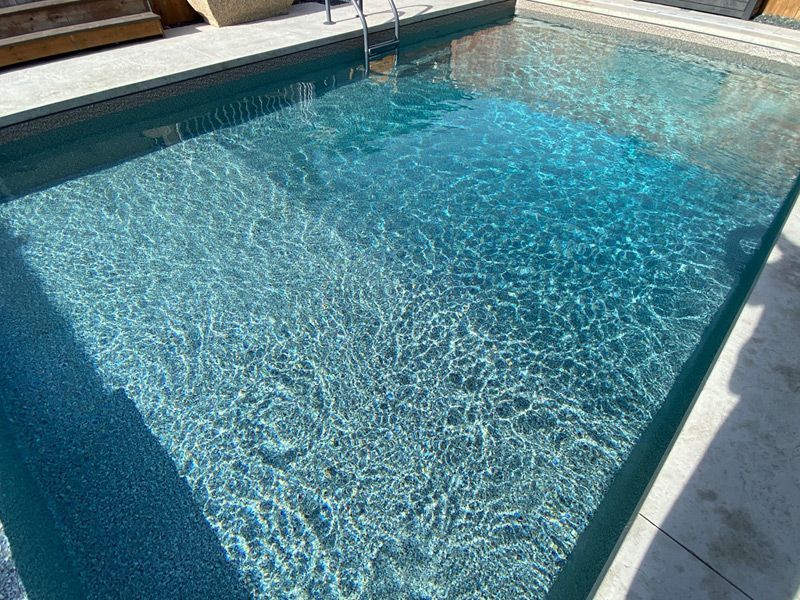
(754, 13, 800, 30)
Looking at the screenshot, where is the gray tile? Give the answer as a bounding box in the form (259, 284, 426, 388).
(594, 515, 749, 600)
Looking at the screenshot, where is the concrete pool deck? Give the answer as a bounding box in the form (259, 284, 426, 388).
(1, 1, 799, 599)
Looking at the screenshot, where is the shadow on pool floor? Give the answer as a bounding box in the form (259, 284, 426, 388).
(0, 224, 249, 599)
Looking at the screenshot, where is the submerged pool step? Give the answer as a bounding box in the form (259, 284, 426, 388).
(0, 12, 162, 67)
(367, 37, 399, 58)
(0, 0, 161, 67)
(343, 0, 400, 73)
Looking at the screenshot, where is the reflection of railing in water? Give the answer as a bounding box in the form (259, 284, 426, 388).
(143, 80, 322, 146)
(141, 51, 404, 147)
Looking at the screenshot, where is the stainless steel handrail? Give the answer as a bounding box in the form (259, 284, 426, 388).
(323, 0, 400, 74)
(388, 0, 399, 42)
(349, 0, 371, 72)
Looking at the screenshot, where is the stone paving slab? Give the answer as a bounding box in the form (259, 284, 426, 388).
(594, 515, 750, 600)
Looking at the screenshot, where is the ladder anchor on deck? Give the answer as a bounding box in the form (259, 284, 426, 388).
(322, 0, 400, 73)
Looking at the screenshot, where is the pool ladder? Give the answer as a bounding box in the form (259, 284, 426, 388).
(324, 0, 400, 73)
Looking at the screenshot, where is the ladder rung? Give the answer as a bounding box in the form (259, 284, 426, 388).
(341, 0, 399, 73)
(368, 38, 398, 57)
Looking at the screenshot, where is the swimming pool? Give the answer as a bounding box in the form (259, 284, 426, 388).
(1, 9, 799, 600)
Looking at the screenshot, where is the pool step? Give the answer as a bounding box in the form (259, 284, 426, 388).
(0, 0, 162, 67)
(343, 0, 399, 74)
(367, 38, 398, 58)
(0, 0, 152, 37)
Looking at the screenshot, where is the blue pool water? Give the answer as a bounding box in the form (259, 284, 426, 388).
(1, 13, 799, 600)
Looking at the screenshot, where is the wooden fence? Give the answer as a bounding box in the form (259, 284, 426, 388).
(760, 0, 800, 18)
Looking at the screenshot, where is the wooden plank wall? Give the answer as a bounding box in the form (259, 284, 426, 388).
(640, 0, 757, 19)
(0, 0, 39, 8)
(760, 0, 800, 17)
(0, 0, 202, 28)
